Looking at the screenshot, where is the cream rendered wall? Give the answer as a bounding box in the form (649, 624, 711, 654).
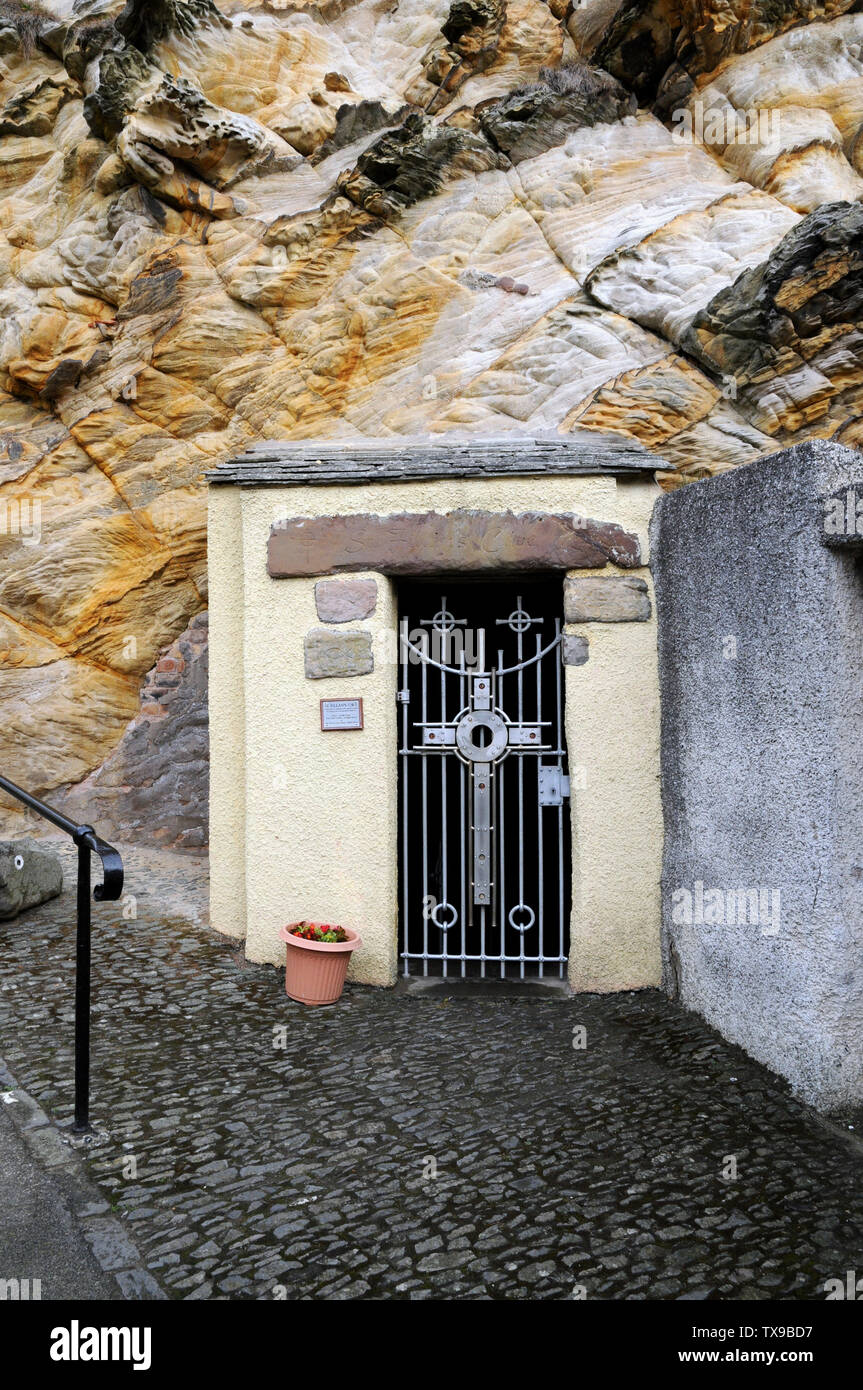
(241, 485, 398, 984)
(208, 485, 247, 941)
(208, 473, 663, 990)
(566, 478, 663, 992)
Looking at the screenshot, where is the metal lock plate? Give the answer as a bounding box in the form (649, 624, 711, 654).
(538, 766, 571, 806)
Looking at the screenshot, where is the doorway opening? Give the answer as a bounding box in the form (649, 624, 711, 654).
(398, 577, 571, 979)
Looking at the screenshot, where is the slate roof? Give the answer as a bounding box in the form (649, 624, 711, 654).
(207, 434, 663, 487)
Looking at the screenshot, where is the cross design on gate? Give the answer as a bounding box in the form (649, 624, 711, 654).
(418, 672, 550, 906)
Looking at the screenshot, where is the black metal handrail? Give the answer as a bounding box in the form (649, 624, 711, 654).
(0, 775, 124, 1131)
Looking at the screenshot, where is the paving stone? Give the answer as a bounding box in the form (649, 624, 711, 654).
(113, 1269, 164, 1299)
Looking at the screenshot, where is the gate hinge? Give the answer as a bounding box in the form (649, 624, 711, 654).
(396, 689, 411, 704)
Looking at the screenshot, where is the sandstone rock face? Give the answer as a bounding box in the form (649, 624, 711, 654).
(0, 0, 861, 837)
(53, 612, 209, 849)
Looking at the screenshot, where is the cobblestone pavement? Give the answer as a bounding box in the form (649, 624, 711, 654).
(1, 844, 862, 1301)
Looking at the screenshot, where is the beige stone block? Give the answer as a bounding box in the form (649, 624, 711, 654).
(304, 628, 374, 678)
(564, 575, 651, 622)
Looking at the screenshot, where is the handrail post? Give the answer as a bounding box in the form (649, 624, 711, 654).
(0, 774, 122, 1131)
(74, 840, 92, 1133)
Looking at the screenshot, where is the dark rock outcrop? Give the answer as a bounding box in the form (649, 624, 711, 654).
(595, 0, 858, 106)
(479, 59, 637, 161)
(680, 202, 863, 442)
(424, 0, 507, 112)
(338, 111, 504, 215)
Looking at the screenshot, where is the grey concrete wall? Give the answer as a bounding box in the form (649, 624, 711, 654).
(651, 440, 863, 1116)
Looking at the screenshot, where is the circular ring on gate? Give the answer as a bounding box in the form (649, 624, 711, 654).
(431, 900, 458, 930)
(505, 605, 534, 633)
(455, 709, 508, 763)
(508, 903, 536, 933)
(430, 608, 459, 633)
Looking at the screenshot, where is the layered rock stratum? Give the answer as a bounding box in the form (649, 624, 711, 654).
(1, 0, 861, 836)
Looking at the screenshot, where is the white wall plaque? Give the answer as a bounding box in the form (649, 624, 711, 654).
(320, 697, 364, 731)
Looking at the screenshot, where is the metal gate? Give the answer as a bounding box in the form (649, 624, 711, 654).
(398, 579, 571, 979)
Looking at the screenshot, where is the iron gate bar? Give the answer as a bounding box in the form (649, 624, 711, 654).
(0, 774, 124, 1131)
(556, 626, 565, 968)
(401, 630, 564, 676)
(536, 636, 544, 976)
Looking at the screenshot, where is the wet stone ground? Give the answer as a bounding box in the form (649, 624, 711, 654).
(1, 845, 862, 1301)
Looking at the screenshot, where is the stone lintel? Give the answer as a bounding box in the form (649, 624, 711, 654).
(269, 510, 641, 578)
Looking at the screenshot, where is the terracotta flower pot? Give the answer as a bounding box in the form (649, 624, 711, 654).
(279, 924, 363, 1006)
